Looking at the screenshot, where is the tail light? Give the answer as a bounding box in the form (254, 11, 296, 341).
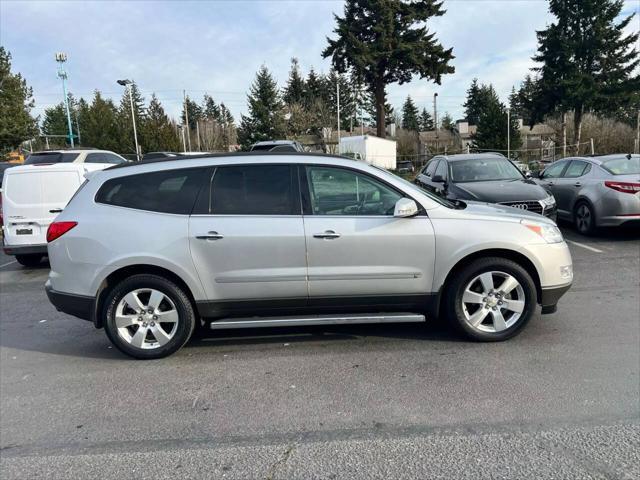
(47, 221, 77, 242)
(605, 181, 640, 194)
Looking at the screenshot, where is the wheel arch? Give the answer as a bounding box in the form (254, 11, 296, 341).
(93, 264, 198, 329)
(434, 248, 542, 319)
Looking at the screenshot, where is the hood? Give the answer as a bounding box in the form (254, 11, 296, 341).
(459, 200, 556, 225)
(451, 178, 549, 202)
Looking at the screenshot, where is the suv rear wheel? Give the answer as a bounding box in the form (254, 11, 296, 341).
(15, 254, 42, 267)
(445, 257, 537, 341)
(103, 274, 196, 359)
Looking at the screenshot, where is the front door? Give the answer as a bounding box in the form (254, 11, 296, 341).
(552, 160, 591, 216)
(189, 164, 307, 305)
(538, 160, 569, 218)
(301, 165, 436, 308)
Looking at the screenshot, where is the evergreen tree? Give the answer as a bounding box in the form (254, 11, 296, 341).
(463, 79, 500, 125)
(0, 47, 38, 152)
(305, 67, 326, 106)
(144, 94, 181, 152)
(41, 104, 69, 138)
(532, 0, 639, 149)
(327, 69, 355, 131)
(181, 96, 202, 130)
(283, 58, 306, 105)
(117, 81, 146, 154)
(202, 94, 221, 121)
(82, 90, 120, 152)
(472, 96, 522, 154)
(76, 97, 90, 145)
(419, 107, 434, 131)
(440, 112, 454, 130)
(323, 0, 454, 138)
(238, 65, 285, 149)
(401, 95, 420, 132)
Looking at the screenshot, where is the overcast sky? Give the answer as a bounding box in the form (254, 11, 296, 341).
(2, 0, 638, 124)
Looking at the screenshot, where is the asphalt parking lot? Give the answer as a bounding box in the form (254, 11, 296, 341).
(1, 226, 638, 479)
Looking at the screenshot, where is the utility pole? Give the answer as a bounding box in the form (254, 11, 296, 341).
(55, 53, 74, 148)
(636, 109, 639, 154)
(562, 112, 567, 157)
(196, 121, 201, 151)
(507, 107, 511, 159)
(590, 138, 594, 155)
(433, 93, 439, 152)
(117, 79, 140, 161)
(75, 110, 82, 146)
(336, 77, 341, 148)
(179, 125, 187, 152)
(183, 90, 192, 152)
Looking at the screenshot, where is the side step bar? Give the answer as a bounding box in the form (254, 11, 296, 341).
(209, 312, 426, 330)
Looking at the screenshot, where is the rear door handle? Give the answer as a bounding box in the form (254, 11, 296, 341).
(196, 231, 224, 240)
(313, 230, 341, 239)
(49, 209, 63, 213)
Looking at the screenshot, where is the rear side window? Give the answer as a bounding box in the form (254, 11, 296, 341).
(86, 153, 126, 164)
(563, 161, 591, 178)
(96, 168, 207, 214)
(25, 152, 80, 164)
(204, 165, 295, 215)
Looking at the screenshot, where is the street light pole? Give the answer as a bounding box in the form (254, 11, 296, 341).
(507, 107, 511, 159)
(336, 77, 341, 150)
(433, 93, 438, 152)
(55, 53, 74, 148)
(117, 80, 140, 161)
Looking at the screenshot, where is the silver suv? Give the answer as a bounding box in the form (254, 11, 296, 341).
(45, 153, 573, 359)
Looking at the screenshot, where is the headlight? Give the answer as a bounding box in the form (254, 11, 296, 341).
(521, 219, 563, 243)
(540, 195, 556, 207)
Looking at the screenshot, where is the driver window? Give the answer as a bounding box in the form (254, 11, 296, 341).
(306, 166, 402, 216)
(434, 160, 447, 179)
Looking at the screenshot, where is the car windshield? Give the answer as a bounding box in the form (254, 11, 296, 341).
(450, 157, 524, 182)
(372, 166, 457, 209)
(600, 156, 640, 175)
(24, 152, 80, 164)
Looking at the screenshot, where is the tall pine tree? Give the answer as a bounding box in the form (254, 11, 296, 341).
(532, 0, 639, 149)
(419, 107, 434, 131)
(283, 58, 306, 105)
(144, 94, 181, 152)
(82, 90, 120, 152)
(323, 0, 454, 138)
(472, 93, 522, 155)
(238, 65, 285, 149)
(402, 96, 420, 132)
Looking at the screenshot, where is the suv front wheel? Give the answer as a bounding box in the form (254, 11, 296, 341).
(103, 274, 196, 359)
(445, 257, 537, 341)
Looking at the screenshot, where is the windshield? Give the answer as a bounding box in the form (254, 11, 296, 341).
(600, 156, 640, 175)
(25, 152, 80, 164)
(372, 166, 457, 208)
(450, 157, 524, 182)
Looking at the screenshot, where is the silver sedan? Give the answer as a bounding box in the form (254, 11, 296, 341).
(537, 154, 640, 234)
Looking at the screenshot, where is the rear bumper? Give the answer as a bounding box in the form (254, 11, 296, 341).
(539, 283, 572, 314)
(45, 282, 94, 322)
(2, 242, 48, 256)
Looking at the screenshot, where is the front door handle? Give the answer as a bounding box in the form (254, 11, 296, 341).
(313, 230, 341, 239)
(49, 208, 63, 213)
(547, 181, 555, 186)
(574, 182, 582, 187)
(196, 231, 224, 240)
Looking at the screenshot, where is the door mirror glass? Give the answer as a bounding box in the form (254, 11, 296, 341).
(393, 198, 419, 218)
(431, 174, 445, 183)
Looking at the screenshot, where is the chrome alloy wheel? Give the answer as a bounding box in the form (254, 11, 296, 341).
(115, 288, 179, 349)
(461, 271, 526, 333)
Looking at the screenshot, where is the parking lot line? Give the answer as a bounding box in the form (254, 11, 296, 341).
(565, 240, 604, 253)
(0, 260, 17, 268)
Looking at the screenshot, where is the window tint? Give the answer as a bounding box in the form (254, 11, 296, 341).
(96, 167, 207, 214)
(207, 165, 295, 215)
(542, 161, 566, 178)
(563, 161, 590, 178)
(306, 166, 402, 216)
(434, 160, 448, 179)
(24, 152, 80, 164)
(424, 159, 438, 176)
(85, 153, 105, 164)
(102, 153, 126, 164)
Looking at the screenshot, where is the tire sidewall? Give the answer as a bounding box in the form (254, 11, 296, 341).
(103, 275, 195, 359)
(447, 258, 537, 341)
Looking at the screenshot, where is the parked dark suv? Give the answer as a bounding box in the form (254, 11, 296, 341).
(415, 153, 557, 219)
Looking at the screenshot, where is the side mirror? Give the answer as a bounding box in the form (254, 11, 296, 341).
(431, 174, 445, 183)
(525, 171, 532, 179)
(394, 198, 419, 218)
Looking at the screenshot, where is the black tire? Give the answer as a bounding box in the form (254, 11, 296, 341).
(444, 257, 537, 342)
(103, 274, 196, 359)
(15, 254, 42, 267)
(574, 201, 596, 235)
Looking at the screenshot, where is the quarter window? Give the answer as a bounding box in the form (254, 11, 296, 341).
(306, 166, 402, 216)
(207, 165, 295, 215)
(96, 168, 207, 214)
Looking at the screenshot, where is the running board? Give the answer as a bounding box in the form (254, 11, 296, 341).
(209, 312, 426, 330)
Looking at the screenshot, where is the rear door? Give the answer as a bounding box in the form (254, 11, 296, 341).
(189, 164, 308, 307)
(2, 166, 83, 246)
(301, 164, 436, 305)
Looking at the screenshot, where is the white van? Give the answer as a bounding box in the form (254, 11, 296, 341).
(2, 163, 109, 266)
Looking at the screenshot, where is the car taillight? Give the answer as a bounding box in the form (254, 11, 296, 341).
(604, 181, 640, 194)
(47, 221, 77, 242)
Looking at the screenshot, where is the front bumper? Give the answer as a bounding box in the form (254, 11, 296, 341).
(45, 282, 94, 322)
(539, 283, 572, 314)
(2, 243, 48, 256)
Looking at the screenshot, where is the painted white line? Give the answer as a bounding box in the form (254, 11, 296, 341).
(0, 260, 17, 268)
(566, 240, 603, 253)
